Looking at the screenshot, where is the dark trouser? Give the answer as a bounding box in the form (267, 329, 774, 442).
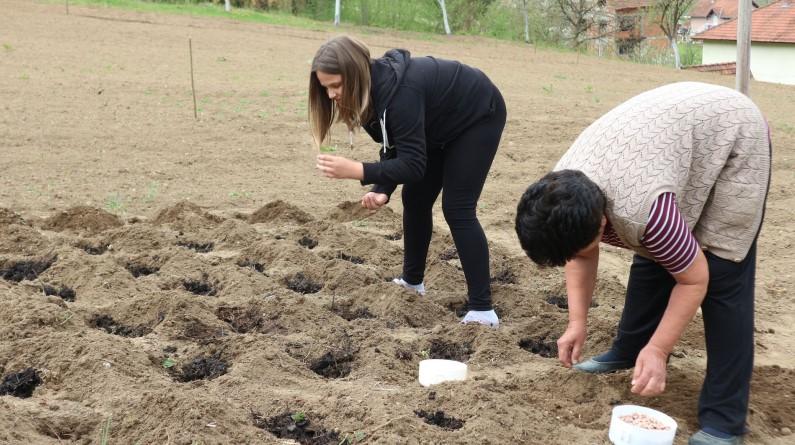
(610, 243, 757, 435)
(400, 89, 506, 311)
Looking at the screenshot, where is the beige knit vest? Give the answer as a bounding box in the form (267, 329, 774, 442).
(555, 82, 770, 262)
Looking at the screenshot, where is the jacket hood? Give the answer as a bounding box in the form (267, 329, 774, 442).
(370, 49, 411, 115)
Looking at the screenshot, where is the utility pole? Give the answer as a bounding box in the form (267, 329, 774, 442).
(736, 0, 752, 95)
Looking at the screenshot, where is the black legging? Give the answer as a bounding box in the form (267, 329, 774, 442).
(400, 89, 506, 311)
(612, 244, 757, 435)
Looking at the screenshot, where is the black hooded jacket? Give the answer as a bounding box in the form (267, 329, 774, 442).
(360, 49, 500, 197)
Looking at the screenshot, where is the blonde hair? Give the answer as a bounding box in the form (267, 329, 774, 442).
(308, 36, 372, 149)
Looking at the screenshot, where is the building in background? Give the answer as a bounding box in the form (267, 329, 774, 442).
(609, 0, 669, 55)
(688, 0, 759, 35)
(694, 0, 795, 85)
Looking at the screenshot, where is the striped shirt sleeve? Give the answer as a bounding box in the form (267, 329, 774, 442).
(640, 193, 700, 275)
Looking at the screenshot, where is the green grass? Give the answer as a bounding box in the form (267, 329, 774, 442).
(777, 122, 795, 135)
(678, 42, 703, 67)
(54, 0, 328, 30)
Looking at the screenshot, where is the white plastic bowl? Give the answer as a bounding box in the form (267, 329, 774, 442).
(418, 359, 467, 387)
(608, 405, 677, 445)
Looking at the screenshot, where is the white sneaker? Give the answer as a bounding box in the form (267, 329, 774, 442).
(392, 277, 426, 296)
(461, 310, 499, 328)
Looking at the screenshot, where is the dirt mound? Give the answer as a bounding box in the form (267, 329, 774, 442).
(0, 198, 790, 444)
(41, 206, 122, 234)
(152, 201, 224, 231)
(249, 199, 314, 224)
(325, 200, 400, 224)
(0, 208, 26, 226)
(0, 224, 50, 255)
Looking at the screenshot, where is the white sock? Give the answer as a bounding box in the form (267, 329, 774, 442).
(392, 277, 426, 296)
(461, 309, 499, 328)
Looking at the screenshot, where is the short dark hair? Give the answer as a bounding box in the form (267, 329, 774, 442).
(515, 169, 605, 267)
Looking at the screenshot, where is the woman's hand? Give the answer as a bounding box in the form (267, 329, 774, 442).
(630, 249, 708, 397)
(361, 192, 388, 210)
(557, 320, 587, 368)
(316, 154, 364, 180)
(631, 344, 669, 396)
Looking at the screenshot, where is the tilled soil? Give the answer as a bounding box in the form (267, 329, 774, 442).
(1, 1, 793, 444)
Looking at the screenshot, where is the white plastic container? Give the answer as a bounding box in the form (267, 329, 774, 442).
(418, 359, 468, 387)
(608, 405, 677, 445)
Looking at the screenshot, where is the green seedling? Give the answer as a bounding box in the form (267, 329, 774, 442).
(229, 190, 252, 199)
(340, 432, 366, 445)
(419, 349, 430, 360)
(585, 85, 594, 93)
(99, 415, 112, 445)
(105, 193, 125, 214)
(319, 145, 337, 153)
(291, 411, 306, 423)
(3, 43, 12, 52)
(144, 182, 159, 202)
(162, 357, 176, 368)
(59, 311, 74, 326)
(542, 84, 553, 94)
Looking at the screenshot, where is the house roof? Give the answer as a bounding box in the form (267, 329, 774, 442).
(690, 0, 758, 19)
(609, 0, 655, 11)
(695, 0, 795, 44)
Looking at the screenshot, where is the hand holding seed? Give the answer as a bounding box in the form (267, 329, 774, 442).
(557, 321, 586, 368)
(316, 155, 364, 180)
(361, 192, 388, 210)
(631, 344, 668, 396)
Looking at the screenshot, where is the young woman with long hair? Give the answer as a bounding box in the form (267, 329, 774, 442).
(309, 36, 506, 327)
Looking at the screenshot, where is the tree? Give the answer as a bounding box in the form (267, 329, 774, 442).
(437, 0, 452, 35)
(224, 0, 231, 12)
(654, 0, 696, 68)
(359, 0, 369, 25)
(335, 0, 341, 26)
(556, 0, 612, 50)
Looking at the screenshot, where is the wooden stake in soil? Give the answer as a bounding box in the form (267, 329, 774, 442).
(189, 38, 198, 120)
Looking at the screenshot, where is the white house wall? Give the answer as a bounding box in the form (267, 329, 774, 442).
(703, 40, 795, 85)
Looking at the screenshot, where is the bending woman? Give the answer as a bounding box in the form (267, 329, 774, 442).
(515, 82, 770, 445)
(309, 36, 506, 327)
